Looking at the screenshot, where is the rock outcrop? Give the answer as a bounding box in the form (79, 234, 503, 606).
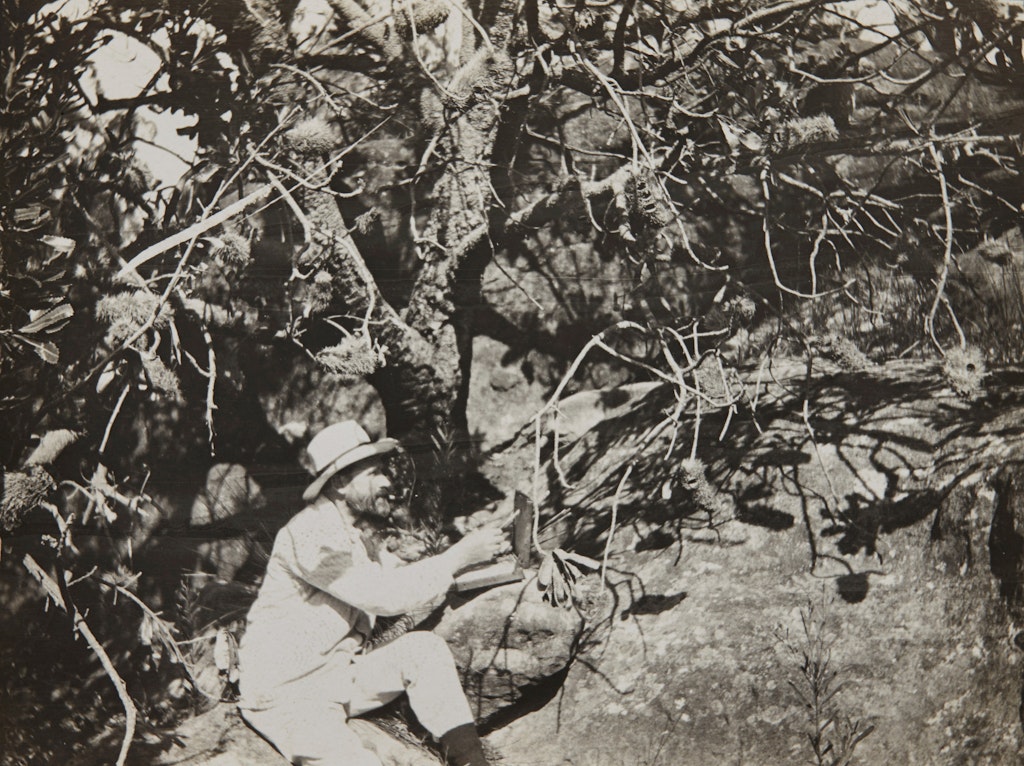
(189, 463, 265, 580)
(145, 703, 441, 765)
(154, 360, 1024, 765)
(436, 576, 583, 721)
(484, 361, 1024, 765)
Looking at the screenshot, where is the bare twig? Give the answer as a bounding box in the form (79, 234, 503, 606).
(807, 211, 829, 296)
(924, 142, 959, 353)
(942, 294, 967, 350)
(99, 383, 131, 455)
(267, 170, 316, 268)
(536, 321, 650, 494)
(116, 111, 379, 286)
(95, 577, 199, 677)
(801, 399, 842, 519)
(324, 0, 398, 56)
(603, 463, 634, 585)
(43, 501, 78, 554)
(203, 327, 218, 453)
(274, 64, 348, 114)
(115, 185, 275, 283)
(571, 44, 654, 170)
(23, 555, 137, 766)
(714, 355, 737, 441)
(532, 416, 546, 553)
(255, 153, 336, 193)
(601, 415, 675, 585)
(761, 168, 835, 299)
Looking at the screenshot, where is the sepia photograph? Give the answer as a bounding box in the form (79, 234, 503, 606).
(3, 0, 1024, 763)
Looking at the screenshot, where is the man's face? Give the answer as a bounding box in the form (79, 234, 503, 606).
(343, 457, 411, 530)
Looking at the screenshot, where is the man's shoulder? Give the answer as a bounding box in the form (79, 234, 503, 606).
(278, 500, 352, 546)
(284, 501, 338, 532)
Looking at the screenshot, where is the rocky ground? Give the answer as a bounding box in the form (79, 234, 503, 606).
(478, 356, 1024, 765)
(148, 351, 1024, 765)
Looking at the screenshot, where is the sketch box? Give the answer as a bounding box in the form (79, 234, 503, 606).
(453, 556, 525, 592)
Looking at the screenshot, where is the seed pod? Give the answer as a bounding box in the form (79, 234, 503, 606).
(1, 466, 55, 532)
(394, 0, 449, 39)
(214, 628, 234, 674)
(285, 118, 336, 155)
(538, 552, 554, 589)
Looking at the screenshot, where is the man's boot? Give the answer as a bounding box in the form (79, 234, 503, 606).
(439, 723, 488, 766)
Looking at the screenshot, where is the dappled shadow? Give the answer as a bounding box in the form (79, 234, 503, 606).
(525, 361, 1024, 601)
(837, 572, 870, 603)
(989, 465, 1024, 609)
(476, 665, 572, 735)
(736, 505, 795, 530)
(823, 489, 942, 557)
(635, 528, 676, 551)
(621, 591, 688, 618)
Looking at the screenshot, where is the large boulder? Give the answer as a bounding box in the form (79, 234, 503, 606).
(436, 577, 583, 721)
(142, 703, 441, 765)
(190, 463, 265, 580)
(484, 361, 1024, 765)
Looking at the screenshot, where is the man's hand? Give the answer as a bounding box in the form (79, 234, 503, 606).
(445, 521, 510, 572)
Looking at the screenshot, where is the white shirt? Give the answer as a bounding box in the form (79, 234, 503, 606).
(237, 496, 456, 709)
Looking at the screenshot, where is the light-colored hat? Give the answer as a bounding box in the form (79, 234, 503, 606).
(302, 421, 398, 502)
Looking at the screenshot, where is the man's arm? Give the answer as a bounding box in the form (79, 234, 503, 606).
(312, 554, 458, 616)
(286, 523, 508, 617)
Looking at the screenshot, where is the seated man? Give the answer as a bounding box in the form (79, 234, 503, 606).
(238, 420, 507, 766)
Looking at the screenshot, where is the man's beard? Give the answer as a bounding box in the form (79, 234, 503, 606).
(348, 488, 394, 529)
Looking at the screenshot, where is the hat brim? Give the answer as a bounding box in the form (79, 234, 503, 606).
(302, 438, 399, 503)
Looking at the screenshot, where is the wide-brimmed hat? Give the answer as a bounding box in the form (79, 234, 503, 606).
(302, 421, 398, 502)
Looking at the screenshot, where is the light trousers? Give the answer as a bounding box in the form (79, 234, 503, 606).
(241, 631, 473, 766)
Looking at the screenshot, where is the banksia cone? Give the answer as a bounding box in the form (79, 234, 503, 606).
(723, 296, 756, 325)
(141, 354, 183, 401)
(307, 270, 335, 314)
(677, 458, 728, 517)
(678, 457, 709, 492)
(942, 345, 986, 397)
(97, 290, 173, 344)
(445, 48, 513, 110)
(394, 0, 449, 39)
(815, 334, 872, 372)
(355, 209, 381, 235)
(575, 7, 605, 39)
(285, 118, 336, 155)
(625, 170, 674, 230)
(211, 231, 252, 267)
(772, 114, 838, 151)
(367, 614, 416, 650)
(1, 466, 55, 532)
(316, 333, 385, 382)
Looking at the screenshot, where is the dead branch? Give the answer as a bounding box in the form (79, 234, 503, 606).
(115, 185, 275, 283)
(325, 0, 400, 58)
(23, 555, 137, 766)
(99, 383, 131, 455)
(924, 142, 961, 353)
